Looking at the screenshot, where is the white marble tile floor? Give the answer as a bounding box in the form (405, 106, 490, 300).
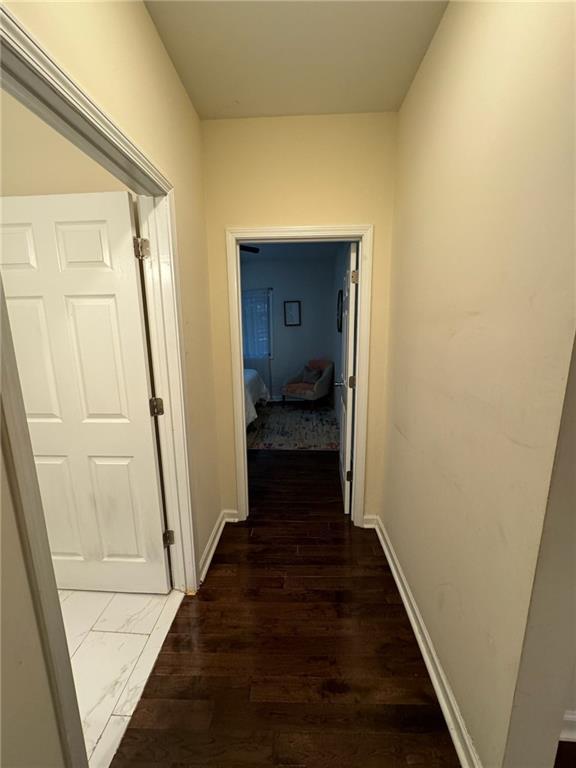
(58, 588, 183, 768)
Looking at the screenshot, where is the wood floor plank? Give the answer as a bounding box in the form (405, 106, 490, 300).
(555, 742, 576, 767)
(111, 450, 459, 768)
(249, 675, 439, 706)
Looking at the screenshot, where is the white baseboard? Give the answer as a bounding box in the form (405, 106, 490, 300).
(561, 710, 576, 742)
(363, 515, 482, 768)
(199, 509, 239, 583)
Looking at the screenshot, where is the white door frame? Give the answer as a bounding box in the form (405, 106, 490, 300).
(137, 194, 198, 593)
(226, 225, 373, 527)
(0, 10, 198, 766)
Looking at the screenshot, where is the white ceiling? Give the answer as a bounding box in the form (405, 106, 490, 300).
(146, 1, 447, 119)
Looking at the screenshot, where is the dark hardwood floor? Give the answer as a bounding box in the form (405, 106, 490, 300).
(112, 450, 460, 767)
(555, 741, 576, 767)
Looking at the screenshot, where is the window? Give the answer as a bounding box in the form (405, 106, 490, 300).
(242, 288, 273, 359)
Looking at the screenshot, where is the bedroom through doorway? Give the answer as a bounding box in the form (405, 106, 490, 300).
(240, 240, 359, 512)
(241, 242, 350, 450)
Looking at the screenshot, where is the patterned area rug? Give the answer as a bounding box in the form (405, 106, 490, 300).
(246, 403, 339, 451)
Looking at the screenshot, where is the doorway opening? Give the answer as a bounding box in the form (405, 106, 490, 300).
(240, 240, 357, 514)
(227, 226, 373, 527)
(0, 97, 184, 762)
(0, 17, 195, 761)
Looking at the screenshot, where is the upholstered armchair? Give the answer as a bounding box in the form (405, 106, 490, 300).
(282, 359, 334, 402)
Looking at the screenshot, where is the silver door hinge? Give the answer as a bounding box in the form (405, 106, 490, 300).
(348, 375, 356, 389)
(351, 270, 359, 284)
(133, 237, 150, 260)
(149, 396, 164, 416)
(163, 529, 175, 547)
(346, 469, 353, 482)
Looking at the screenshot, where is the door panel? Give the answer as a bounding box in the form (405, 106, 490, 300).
(6, 296, 61, 419)
(338, 243, 358, 515)
(35, 455, 83, 557)
(0, 192, 170, 593)
(66, 295, 130, 420)
(89, 456, 143, 560)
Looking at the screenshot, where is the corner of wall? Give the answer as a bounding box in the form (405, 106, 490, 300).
(198, 509, 240, 583)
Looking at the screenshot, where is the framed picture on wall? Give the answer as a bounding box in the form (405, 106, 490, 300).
(284, 300, 301, 327)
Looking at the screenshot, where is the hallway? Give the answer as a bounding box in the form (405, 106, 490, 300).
(111, 451, 459, 767)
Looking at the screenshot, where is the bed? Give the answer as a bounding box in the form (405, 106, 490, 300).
(244, 368, 269, 426)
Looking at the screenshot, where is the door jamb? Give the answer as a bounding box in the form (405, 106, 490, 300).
(226, 225, 373, 527)
(137, 194, 198, 593)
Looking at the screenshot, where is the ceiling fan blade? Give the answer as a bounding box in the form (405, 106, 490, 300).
(239, 244, 260, 253)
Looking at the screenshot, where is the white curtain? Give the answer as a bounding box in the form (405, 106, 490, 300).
(242, 289, 272, 359)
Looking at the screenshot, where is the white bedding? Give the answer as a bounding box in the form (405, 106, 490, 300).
(244, 368, 269, 426)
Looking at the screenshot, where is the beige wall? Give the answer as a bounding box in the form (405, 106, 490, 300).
(202, 113, 396, 512)
(388, 3, 574, 766)
(1, 454, 66, 768)
(0, 91, 124, 195)
(6, 1, 221, 561)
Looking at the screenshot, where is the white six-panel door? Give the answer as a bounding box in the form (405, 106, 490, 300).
(338, 242, 358, 515)
(0, 192, 170, 593)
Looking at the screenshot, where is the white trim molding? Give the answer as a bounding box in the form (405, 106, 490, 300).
(364, 515, 483, 768)
(561, 711, 576, 742)
(0, 6, 171, 196)
(199, 510, 240, 583)
(226, 224, 373, 526)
